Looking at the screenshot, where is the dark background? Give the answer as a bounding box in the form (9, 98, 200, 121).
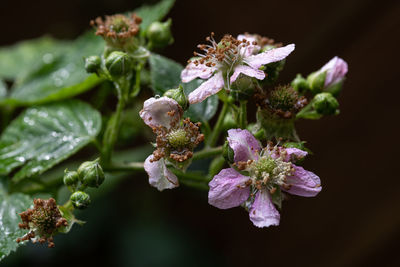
(1, 0, 399, 266)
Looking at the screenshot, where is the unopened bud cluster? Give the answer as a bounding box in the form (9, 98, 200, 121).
(63, 159, 104, 209)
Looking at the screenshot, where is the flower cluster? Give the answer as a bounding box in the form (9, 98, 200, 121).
(135, 31, 347, 227)
(16, 198, 68, 248)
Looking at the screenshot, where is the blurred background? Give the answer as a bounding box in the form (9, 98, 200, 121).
(1, 0, 399, 266)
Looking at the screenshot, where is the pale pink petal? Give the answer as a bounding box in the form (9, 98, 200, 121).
(245, 44, 295, 69)
(188, 72, 224, 104)
(284, 148, 308, 162)
(144, 155, 179, 191)
(249, 190, 280, 228)
(208, 168, 251, 209)
(181, 62, 216, 83)
(227, 129, 261, 163)
(237, 34, 260, 57)
(140, 96, 181, 129)
(284, 165, 321, 197)
(230, 65, 265, 83)
(320, 56, 348, 87)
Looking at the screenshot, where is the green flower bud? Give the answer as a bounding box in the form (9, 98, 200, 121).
(247, 123, 265, 140)
(84, 56, 101, 74)
(163, 85, 189, 110)
(63, 170, 78, 186)
(230, 74, 256, 100)
(223, 141, 235, 164)
(146, 19, 174, 48)
(209, 156, 226, 177)
(77, 159, 105, 188)
(70, 191, 91, 209)
(105, 51, 132, 77)
(307, 71, 326, 95)
(312, 92, 339, 115)
(291, 74, 309, 93)
(222, 112, 238, 131)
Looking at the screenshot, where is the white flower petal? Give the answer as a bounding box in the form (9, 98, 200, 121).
(245, 44, 295, 69)
(230, 65, 265, 83)
(144, 155, 179, 191)
(188, 72, 224, 104)
(140, 97, 181, 129)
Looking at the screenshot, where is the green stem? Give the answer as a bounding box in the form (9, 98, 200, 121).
(103, 162, 210, 186)
(101, 81, 128, 165)
(239, 100, 247, 129)
(193, 146, 223, 160)
(62, 200, 74, 211)
(207, 101, 229, 147)
(103, 162, 145, 172)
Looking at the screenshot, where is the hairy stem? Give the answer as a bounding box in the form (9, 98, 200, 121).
(193, 146, 223, 160)
(207, 101, 229, 147)
(239, 100, 247, 129)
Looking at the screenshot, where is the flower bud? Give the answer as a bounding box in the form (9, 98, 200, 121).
(146, 19, 174, 48)
(105, 51, 132, 77)
(223, 141, 235, 164)
(291, 74, 309, 93)
(70, 191, 91, 209)
(312, 92, 339, 115)
(77, 159, 105, 188)
(230, 74, 256, 100)
(84, 55, 101, 74)
(307, 57, 348, 95)
(222, 112, 238, 131)
(163, 85, 189, 110)
(307, 71, 326, 94)
(63, 170, 78, 186)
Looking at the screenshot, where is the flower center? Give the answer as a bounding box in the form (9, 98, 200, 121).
(167, 128, 189, 148)
(248, 148, 294, 191)
(191, 33, 254, 73)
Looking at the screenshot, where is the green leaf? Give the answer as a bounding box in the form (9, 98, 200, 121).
(184, 79, 219, 122)
(149, 53, 218, 122)
(149, 53, 182, 95)
(0, 37, 59, 80)
(134, 0, 175, 33)
(0, 189, 33, 262)
(0, 100, 101, 182)
(1, 32, 104, 106)
(0, 79, 6, 99)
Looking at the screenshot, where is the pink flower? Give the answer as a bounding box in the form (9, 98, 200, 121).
(140, 97, 181, 191)
(181, 33, 295, 104)
(140, 97, 204, 191)
(318, 56, 348, 88)
(208, 129, 321, 228)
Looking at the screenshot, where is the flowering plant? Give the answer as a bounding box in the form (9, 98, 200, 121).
(0, 0, 347, 261)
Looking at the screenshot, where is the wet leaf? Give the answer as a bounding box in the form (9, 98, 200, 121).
(0, 37, 60, 80)
(0, 189, 32, 262)
(0, 32, 104, 106)
(0, 79, 6, 99)
(0, 100, 101, 182)
(135, 0, 175, 33)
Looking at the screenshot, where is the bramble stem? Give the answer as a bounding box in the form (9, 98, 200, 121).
(104, 162, 210, 188)
(101, 77, 131, 165)
(239, 100, 247, 129)
(193, 146, 222, 160)
(207, 101, 229, 147)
